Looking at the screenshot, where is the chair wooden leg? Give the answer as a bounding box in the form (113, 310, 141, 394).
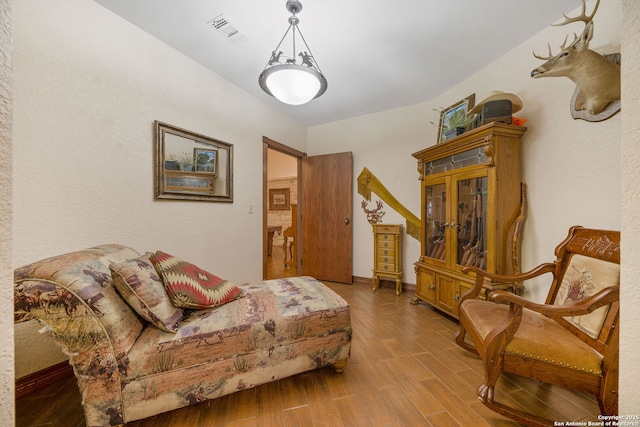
(478, 382, 554, 426)
(483, 398, 554, 427)
(454, 319, 478, 354)
(283, 238, 296, 268)
(599, 326, 619, 416)
(282, 240, 288, 267)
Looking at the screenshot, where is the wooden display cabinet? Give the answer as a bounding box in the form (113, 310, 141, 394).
(411, 122, 526, 318)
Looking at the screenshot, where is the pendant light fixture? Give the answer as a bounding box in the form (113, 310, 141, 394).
(258, 0, 327, 105)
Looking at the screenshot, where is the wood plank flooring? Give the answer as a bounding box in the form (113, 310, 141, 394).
(16, 247, 600, 426)
(266, 246, 299, 281)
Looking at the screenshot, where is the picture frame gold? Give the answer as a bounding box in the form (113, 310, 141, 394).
(269, 188, 290, 210)
(437, 94, 476, 143)
(154, 121, 233, 202)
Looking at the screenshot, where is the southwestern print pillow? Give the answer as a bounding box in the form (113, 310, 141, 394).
(150, 251, 244, 310)
(110, 253, 183, 333)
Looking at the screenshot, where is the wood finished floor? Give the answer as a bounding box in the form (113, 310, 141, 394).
(16, 247, 600, 427)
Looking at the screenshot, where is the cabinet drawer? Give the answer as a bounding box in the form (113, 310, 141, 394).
(376, 239, 396, 249)
(375, 225, 401, 234)
(376, 261, 397, 271)
(376, 247, 396, 257)
(376, 234, 397, 243)
(376, 255, 395, 265)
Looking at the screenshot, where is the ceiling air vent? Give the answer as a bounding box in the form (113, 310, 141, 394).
(207, 14, 249, 46)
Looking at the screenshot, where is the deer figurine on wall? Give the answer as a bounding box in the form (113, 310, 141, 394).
(531, 0, 620, 121)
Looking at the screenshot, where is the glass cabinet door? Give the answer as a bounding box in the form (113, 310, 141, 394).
(456, 177, 487, 268)
(424, 182, 447, 261)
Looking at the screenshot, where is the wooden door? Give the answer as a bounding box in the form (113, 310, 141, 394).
(301, 152, 353, 283)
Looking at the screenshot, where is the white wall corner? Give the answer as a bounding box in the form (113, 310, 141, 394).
(620, 0, 640, 415)
(0, 0, 15, 425)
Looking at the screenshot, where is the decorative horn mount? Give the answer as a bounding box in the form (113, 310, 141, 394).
(530, 0, 620, 121)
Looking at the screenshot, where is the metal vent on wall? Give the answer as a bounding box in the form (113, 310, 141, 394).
(207, 14, 249, 46)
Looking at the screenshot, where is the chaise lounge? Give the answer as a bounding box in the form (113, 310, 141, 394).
(14, 244, 352, 426)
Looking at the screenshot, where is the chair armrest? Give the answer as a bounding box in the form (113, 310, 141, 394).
(459, 262, 556, 302)
(490, 285, 619, 318)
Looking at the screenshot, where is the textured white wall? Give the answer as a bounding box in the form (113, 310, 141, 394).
(9, 0, 639, 418)
(0, 0, 15, 425)
(620, 0, 640, 415)
(308, 0, 622, 305)
(12, 0, 307, 377)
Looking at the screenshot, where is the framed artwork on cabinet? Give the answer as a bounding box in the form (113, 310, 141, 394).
(437, 94, 475, 143)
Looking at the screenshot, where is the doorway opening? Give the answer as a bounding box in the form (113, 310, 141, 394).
(263, 137, 305, 280)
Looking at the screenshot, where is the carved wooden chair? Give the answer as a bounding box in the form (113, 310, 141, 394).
(282, 204, 297, 268)
(455, 226, 619, 426)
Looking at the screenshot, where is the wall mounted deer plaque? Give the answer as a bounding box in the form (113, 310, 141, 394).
(531, 0, 620, 122)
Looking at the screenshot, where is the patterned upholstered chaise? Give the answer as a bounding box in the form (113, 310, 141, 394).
(14, 245, 352, 426)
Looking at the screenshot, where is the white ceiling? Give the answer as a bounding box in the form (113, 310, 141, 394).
(93, 0, 581, 127)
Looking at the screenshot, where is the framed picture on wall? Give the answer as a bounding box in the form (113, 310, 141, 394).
(269, 188, 290, 210)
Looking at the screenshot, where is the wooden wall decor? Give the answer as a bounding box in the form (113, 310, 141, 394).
(357, 167, 420, 241)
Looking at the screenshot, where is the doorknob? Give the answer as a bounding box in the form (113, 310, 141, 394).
(344, 218, 350, 225)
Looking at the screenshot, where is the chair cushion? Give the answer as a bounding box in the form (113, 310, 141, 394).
(461, 299, 603, 375)
(150, 251, 244, 310)
(110, 253, 183, 333)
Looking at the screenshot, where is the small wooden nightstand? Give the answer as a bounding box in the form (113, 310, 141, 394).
(372, 224, 403, 295)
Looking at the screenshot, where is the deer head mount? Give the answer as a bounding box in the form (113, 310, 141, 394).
(531, 0, 620, 122)
(361, 199, 385, 225)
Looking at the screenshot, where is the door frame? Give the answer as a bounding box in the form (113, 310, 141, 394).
(262, 136, 305, 279)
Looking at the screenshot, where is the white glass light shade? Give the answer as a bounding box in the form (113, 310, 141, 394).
(268, 68, 319, 105)
(259, 64, 327, 105)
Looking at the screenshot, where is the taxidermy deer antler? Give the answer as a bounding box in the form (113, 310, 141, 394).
(361, 200, 385, 225)
(530, 0, 620, 120)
